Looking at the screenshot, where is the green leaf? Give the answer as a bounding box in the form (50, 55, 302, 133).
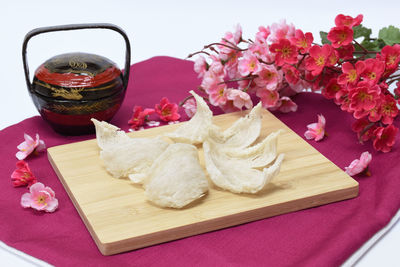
(353, 24, 372, 40)
(377, 39, 386, 49)
(361, 40, 380, 51)
(319, 31, 331, 45)
(378, 25, 400, 45)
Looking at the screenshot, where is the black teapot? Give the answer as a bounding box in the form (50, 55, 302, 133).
(22, 23, 131, 135)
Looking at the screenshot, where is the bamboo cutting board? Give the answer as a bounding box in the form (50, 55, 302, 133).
(48, 109, 358, 255)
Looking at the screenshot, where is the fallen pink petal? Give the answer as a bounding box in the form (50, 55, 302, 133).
(304, 114, 326, 141)
(345, 151, 372, 176)
(21, 182, 58, 213)
(16, 133, 46, 160)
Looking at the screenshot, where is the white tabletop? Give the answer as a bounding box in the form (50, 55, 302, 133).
(1, 1, 399, 266)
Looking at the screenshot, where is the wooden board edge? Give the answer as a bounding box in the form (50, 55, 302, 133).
(98, 183, 359, 255)
(47, 150, 104, 252)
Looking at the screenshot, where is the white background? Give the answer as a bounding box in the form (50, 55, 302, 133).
(1, 0, 399, 266)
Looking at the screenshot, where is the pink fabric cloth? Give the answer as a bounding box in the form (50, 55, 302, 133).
(1, 56, 399, 266)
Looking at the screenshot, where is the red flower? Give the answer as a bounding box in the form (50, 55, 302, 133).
(327, 26, 353, 48)
(333, 86, 351, 111)
(378, 44, 400, 72)
(322, 78, 342, 99)
(336, 44, 355, 60)
(327, 49, 339, 66)
(335, 14, 363, 28)
(155, 97, 181, 122)
(380, 94, 398, 125)
(290, 29, 313, 53)
(128, 106, 155, 129)
(269, 38, 298, 66)
(11, 161, 37, 188)
(282, 64, 300, 85)
(352, 118, 377, 142)
(304, 70, 323, 91)
(305, 44, 332, 76)
(338, 61, 365, 86)
(373, 125, 398, 152)
(348, 82, 380, 119)
(361, 58, 385, 85)
(368, 97, 382, 123)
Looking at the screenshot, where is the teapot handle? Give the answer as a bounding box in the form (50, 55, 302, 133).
(22, 23, 131, 93)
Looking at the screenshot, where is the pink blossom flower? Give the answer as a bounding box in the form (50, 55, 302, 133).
(345, 151, 372, 176)
(274, 97, 298, 113)
(226, 89, 253, 110)
(254, 65, 282, 90)
(11, 160, 37, 188)
(182, 97, 197, 118)
(255, 26, 271, 44)
(282, 65, 300, 85)
(218, 24, 242, 55)
(248, 43, 270, 62)
(233, 24, 243, 44)
(268, 19, 296, 43)
(21, 182, 58, 213)
(16, 133, 46, 160)
(208, 55, 225, 76)
(201, 71, 224, 93)
(128, 106, 155, 129)
(155, 97, 181, 122)
(209, 84, 228, 106)
(194, 56, 208, 78)
(256, 88, 280, 109)
(304, 114, 326, 141)
(238, 52, 262, 76)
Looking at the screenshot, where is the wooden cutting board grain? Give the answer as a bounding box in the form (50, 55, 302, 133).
(47, 109, 358, 255)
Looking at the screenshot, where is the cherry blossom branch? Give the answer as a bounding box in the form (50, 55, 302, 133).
(353, 39, 369, 54)
(187, 51, 211, 59)
(259, 59, 275, 65)
(218, 75, 258, 85)
(179, 95, 194, 107)
(204, 42, 247, 52)
(243, 78, 254, 93)
(296, 54, 307, 68)
(387, 77, 400, 86)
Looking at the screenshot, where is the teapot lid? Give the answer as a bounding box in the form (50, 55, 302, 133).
(33, 52, 123, 100)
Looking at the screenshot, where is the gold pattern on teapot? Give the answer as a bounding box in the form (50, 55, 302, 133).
(51, 98, 115, 114)
(69, 58, 87, 70)
(44, 53, 113, 76)
(34, 81, 84, 100)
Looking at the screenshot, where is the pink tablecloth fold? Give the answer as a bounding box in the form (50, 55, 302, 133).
(0, 56, 399, 267)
